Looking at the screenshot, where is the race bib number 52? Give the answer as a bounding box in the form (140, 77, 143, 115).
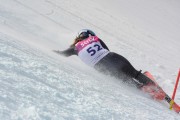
(86, 44, 103, 56)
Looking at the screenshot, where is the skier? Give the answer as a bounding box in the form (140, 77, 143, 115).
(53, 29, 180, 112)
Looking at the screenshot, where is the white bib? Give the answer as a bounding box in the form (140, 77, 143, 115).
(75, 36, 109, 67)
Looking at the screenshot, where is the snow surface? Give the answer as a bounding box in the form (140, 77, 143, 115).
(0, 0, 180, 119)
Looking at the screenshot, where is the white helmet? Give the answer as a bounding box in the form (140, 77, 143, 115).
(76, 29, 96, 39)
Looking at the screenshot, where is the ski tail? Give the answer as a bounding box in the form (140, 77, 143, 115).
(143, 71, 155, 81)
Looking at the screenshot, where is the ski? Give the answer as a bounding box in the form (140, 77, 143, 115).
(143, 71, 180, 113)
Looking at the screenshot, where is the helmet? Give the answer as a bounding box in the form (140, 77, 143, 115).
(76, 29, 96, 40)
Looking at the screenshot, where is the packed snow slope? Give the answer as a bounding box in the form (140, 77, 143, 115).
(0, 0, 180, 119)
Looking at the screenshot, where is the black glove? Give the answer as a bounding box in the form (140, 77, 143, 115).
(53, 50, 61, 54)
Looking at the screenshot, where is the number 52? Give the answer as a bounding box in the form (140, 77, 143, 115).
(87, 44, 102, 56)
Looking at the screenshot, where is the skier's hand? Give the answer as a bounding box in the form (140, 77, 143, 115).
(53, 47, 76, 57)
(53, 50, 61, 54)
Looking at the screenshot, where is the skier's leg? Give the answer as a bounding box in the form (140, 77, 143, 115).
(135, 72, 154, 85)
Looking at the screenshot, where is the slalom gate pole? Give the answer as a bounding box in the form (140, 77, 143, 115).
(170, 69, 180, 109)
(172, 69, 180, 100)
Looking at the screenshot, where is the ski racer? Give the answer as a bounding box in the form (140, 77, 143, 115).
(53, 29, 180, 113)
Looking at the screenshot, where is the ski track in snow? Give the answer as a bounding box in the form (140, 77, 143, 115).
(0, 0, 180, 120)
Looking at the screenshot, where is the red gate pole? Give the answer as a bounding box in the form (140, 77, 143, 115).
(172, 69, 180, 100)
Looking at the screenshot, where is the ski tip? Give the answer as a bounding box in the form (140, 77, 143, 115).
(172, 102, 180, 113)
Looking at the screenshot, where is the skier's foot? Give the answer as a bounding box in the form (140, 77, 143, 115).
(143, 71, 180, 113)
(142, 71, 165, 100)
(141, 83, 166, 100)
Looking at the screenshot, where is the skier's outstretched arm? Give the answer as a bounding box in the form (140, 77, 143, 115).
(53, 46, 77, 57)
